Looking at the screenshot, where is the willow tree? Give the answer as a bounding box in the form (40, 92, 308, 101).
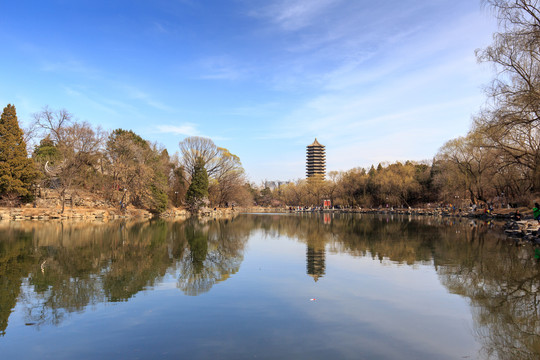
(434, 132, 502, 203)
(179, 136, 249, 207)
(208, 148, 250, 206)
(476, 0, 540, 190)
(179, 136, 221, 177)
(0, 104, 39, 203)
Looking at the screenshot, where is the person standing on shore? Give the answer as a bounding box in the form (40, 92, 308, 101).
(533, 203, 540, 222)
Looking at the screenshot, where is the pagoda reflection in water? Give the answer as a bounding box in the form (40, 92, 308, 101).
(306, 244, 326, 282)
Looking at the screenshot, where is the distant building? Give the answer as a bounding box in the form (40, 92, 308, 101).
(306, 138, 326, 180)
(263, 180, 291, 190)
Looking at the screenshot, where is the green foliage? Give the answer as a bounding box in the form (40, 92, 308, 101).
(185, 158, 209, 211)
(185, 223, 208, 273)
(106, 129, 172, 213)
(170, 165, 187, 207)
(0, 230, 34, 335)
(150, 184, 168, 214)
(109, 129, 149, 149)
(0, 104, 39, 200)
(148, 148, 170, 214)
(32, 136, 62, 170)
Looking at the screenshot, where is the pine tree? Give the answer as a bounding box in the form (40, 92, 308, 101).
(185, 157, 209, 212)
(0, 104, 39, 200)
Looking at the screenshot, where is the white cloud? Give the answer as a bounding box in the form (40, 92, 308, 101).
(257, 0, 342, 31)
(261, 9, 493, 133)
(156, 123, 200, 136)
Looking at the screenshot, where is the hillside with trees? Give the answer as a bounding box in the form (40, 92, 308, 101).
(0, 105, 251, 214)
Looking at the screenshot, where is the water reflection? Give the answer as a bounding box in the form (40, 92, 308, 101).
(0, 217, 250, 334)
(249, 214, 540, 359)
(178, 219, 247, 296)
(306, 241, 325, 282)
(0, 214, 539, 359)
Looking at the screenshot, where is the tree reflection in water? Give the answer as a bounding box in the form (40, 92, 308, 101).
(0, 218, 250, 332)
(0, 214, 538, 359)
(249, 214, 540, 360)
(177, 218, 247, 296)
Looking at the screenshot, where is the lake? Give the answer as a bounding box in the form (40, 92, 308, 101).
(0, 213, 538, 359)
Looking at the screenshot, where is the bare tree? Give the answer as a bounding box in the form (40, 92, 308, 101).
(179, 137, 221, 178)
(22, 121, 40, 155)
(32, 106, 73, 144)
(477, 0, 540, 189)
(54, 122, 105, 212)
(435, 132, 499, 203)
(179, 137, 244, 178)
(179, 136, 250, 207)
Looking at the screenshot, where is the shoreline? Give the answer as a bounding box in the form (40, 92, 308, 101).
(0, 206, 178, 221)
(0, 206, 247, 221)
(0, 204, 533, 221)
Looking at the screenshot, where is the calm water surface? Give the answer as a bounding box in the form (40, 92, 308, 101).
(0, 214, 538, 359)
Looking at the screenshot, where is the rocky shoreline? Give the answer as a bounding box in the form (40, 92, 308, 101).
(0, 205, 247, 221)
(0, 206, 181, 221)
(503, 220, 540, 245)
(0, 204, 532, 221)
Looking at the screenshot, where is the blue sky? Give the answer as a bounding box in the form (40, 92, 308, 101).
(0, 0, 497, 182)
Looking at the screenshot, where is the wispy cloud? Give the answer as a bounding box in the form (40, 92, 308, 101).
(156, 123, 200, 136)
(154, 123, 229, 142)
(250, 0, 342, 31)
(62, 85, 159, 121)
(198, 56, 247, 80)
(152, 22, 169, 34)
(118, 84, 175, 112)
(11, 39, 101, 77)
(63, 86, 120, 115)
(246, 1, 490, 95)
(226, 102, 280, 117)
(41, 59, 100, 75)
(15, 41, 175, 114)
(262, 7, 494, 132)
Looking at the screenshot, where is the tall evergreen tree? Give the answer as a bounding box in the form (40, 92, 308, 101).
(0, 104, 39, 200)
(185, 157, 209, 212)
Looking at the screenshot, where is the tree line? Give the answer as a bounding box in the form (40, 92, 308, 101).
(0, 105, 251, 213)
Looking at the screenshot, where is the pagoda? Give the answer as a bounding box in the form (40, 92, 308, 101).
(306, 138, 326, 180)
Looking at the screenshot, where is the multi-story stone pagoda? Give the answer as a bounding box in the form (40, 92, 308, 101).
(306, 138, 326, 180)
